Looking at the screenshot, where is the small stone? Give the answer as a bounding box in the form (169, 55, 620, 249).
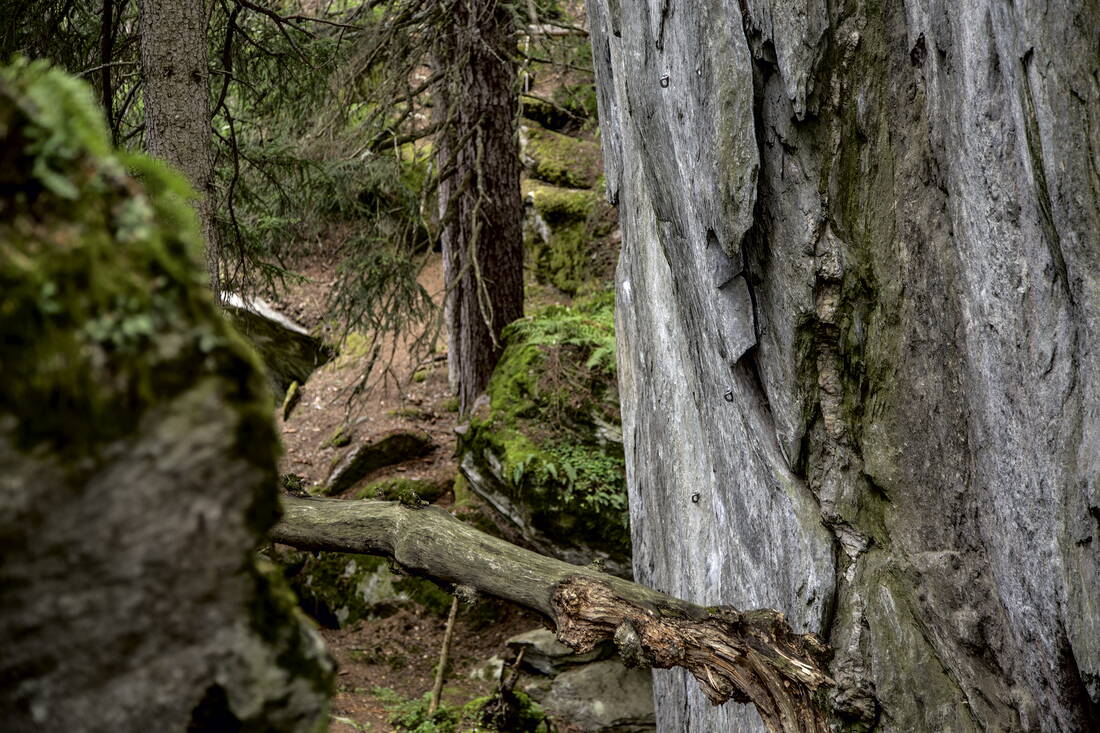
(537, 659, 655, 731)
(506, 628, 612, 675)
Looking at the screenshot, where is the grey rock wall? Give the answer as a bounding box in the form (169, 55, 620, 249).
(588, 0, 1100, 730)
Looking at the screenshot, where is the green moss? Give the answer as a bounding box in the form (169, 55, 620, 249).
(392, 575, 453, 617)
(334, 330, 372, 366)
(324, 424, 352, 448)
(278, 550, 391, 628)
(461, 294, 629, 560)
(324, 429, 436, 495)
(281, 380, 301, 420)
(281, 473, 307, 493)
(523, 124, 600, 189)
(523, 182, 612, 296)
(525, 180, 597, 224)
(0, 58, 274, 471)
(249, 558, 336, 697)
(532, 220, 589, 295)
(376, 687, 546, 733)
(274, 547, 455, 626)
(354, 476, 450, 504)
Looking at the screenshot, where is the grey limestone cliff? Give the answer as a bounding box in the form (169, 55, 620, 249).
(588, 0, 1100, 730)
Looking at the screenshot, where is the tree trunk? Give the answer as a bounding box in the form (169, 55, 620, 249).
(435, 0, 525, 413)
(272, 496, 833, 733)
(588, 0, 1100, 730)
(139, 0, 220, 294)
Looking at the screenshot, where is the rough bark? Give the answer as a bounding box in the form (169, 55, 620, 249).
(273, 497, 832, 732)
(139, 0, 220, 293)
(435, 0, 525, 413)
(588, 0, 1100, 730)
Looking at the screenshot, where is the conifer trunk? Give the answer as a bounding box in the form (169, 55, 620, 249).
(139, 0, 220, 294)
(435, 0, 525, 413)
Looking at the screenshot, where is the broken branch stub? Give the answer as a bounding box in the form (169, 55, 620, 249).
(271, 497, 833, 732)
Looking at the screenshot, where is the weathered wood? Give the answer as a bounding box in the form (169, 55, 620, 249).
(272, 497, 833, 732)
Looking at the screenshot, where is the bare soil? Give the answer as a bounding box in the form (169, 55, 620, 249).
(270, 249, 549, 732)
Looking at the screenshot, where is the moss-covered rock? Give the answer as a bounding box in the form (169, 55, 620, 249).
(0, 59, 331, 731)
(274, 547, 453, 628)
(521, 96, 574, 131)
(523, 181, 612, 296)
(224, 295, 336, 402)
(520, 123, 601, 189)
(458, 294, 630, 575)
(324, 429, 436, 495)
(354, 475, 452, 504)
(525, 180, 598, 224)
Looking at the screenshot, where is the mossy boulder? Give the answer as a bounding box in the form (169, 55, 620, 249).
(273, 548, 453, 628)
(524, 181, 613, 296)
(458, 294, 630, 575)
(520, 123, 601, 189)
(324, 429, 436, 495)
(354, 475, 452, 504)
(0, 59, 331, 731)
(224, 294, 335, 402)
(521, 96, 575, 131)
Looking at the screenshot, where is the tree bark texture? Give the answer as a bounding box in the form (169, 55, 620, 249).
(273, 497, 833, 733)
(588, 0, 1100, 730)
(139, 0, 220, 293)
(435, 0, 525, 413)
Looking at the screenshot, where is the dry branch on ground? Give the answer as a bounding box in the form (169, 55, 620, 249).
(272, 497, 833, 733)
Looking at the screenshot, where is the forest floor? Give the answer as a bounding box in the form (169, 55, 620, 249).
(270, 249, 567, 732)
(266, 8, 608, 725)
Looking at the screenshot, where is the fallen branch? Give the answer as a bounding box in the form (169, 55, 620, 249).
(272, 497, 833, 733)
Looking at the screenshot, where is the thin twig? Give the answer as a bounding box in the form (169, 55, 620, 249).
(428, 595, 460, 715)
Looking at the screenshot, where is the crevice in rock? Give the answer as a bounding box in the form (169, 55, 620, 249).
(188, 685, 241, 733)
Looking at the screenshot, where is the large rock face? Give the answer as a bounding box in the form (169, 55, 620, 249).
(588, 0, 1100, 730)
(0, 61, 331, 731)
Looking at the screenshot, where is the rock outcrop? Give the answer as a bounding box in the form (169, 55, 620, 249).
(0, 60, 331, 731)
(324, 429, 436, 496)
(458, 295, 631, 576)
(588, 0, 1100, 730)
(223, 293, 335, 402)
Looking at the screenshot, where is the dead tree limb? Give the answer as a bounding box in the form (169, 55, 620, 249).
(272, 497, 833, 733)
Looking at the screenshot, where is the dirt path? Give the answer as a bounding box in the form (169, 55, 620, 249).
(270, 251, 547, 731)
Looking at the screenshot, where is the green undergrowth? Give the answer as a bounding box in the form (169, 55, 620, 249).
(375, 687, 547, 733)
(353, 475, 452, 504)
(271, 548, 453, 628)
(523, 124, 600, 189)
(462, 293, 629, 559)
